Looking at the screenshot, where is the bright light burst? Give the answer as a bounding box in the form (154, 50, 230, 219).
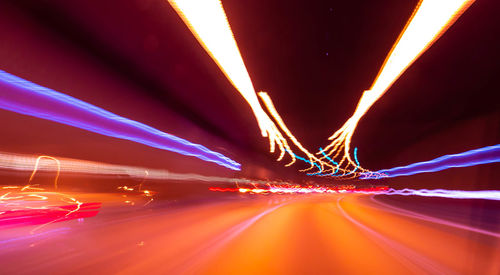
(319, 0, 474, 176)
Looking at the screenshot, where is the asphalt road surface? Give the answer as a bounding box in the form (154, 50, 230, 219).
(1, 192, 499, 274)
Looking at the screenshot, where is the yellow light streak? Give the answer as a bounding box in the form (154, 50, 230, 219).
(168, 0, 293, 161)
(320, 0, 474, 174)
(26, 156, 61, 190)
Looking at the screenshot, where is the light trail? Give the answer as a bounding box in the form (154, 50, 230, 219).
(364, 188, 500, 201)
(319, 0, 474, 175)
(167, 0, 368, 177)
(0, 151, 288, 186)
(209, 184, 500, 201)
(361, 144, 500, 179)
(209, 184, 390, 195)
(336, 197, 452, 274)
(260, 91, 360, 176)
(0, 154, 89, 232)
(168, 0, 294, 162)
(26, 156, 60, 190)
(0, 184, 101, 230)
(370, 196, 500, 238)
(0, 70, 240, 170)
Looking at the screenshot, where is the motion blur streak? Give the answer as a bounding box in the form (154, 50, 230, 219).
(336, 198, 451, 274)
(361, 144, 500, 179)
(2, 193, 499, 274)
(0, 151, 281, 185)
(168, 0, 293, 162)
(320, 0, 474, 175)
(169, 203, 286, 274)
(0, 70, 240, 170)
(370, 196, 500, 238)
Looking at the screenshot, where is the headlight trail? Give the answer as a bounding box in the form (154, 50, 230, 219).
(361, 144, 500, 179)
(319, 0, 474, 176)
(0, 70, 240, 171)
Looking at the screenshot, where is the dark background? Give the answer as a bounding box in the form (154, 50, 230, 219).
(0, 0, 498, 186)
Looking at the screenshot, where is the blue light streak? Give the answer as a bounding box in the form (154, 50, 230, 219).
(346, 147, 360, 175)
(319, 147, 339, 175)
(285, 150, 322, 175)
(316, 147, 360, 177)
(289, 147, 361, 177)
(361, 144, 500, 179)
(0, 70, 240, 170)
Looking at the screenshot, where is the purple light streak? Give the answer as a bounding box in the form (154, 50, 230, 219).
(360, 188, 500, 201)
(0, 70, 240, 170)
(361, 144, 500, 179)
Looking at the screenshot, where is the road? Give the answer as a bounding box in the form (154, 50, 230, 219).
(1, 192, 499, 274)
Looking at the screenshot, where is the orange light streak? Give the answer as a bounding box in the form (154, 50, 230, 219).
(320, 0, 474, 175)
(259, 91, 342, 173)
(25, 156, 61, 190)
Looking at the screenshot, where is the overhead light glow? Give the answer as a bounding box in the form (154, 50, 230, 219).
(168, 0, 294, 161)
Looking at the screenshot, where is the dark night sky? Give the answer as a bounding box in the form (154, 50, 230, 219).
(3, 0, 499, 174)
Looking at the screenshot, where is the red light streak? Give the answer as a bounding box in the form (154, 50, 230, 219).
(0, 185, 100, 230)
(208, 184, 387, 195)
(0, 155, 101, 231)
